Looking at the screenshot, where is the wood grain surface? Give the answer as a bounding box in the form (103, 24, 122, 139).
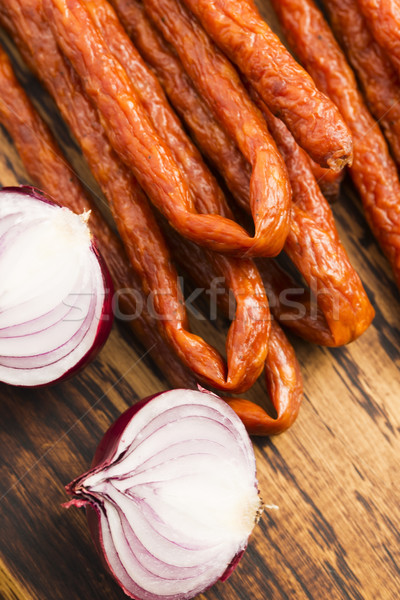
(0, 2, 399, 600)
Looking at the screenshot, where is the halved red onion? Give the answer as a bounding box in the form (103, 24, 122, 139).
(0, 186, 113, 386)
(65, 389, 263, 600)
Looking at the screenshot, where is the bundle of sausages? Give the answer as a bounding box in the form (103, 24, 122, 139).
(1, 0, 388, 435)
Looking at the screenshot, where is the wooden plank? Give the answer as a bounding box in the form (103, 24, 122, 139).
(0, 2, 399, 599)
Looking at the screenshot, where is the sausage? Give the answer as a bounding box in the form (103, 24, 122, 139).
(0, 42, 195, 390)
(42, 0, 291, 258)
(357, 0, 400, 75)
(251, 94, 375, 346)
(226, 321, 303, 436)
(136, 0, 293, 257)
(166, 228, 302, 436)
(322, 0, 400, 170)
(179, 0, 353, 171)
(1, 0, 272, 393)
(271, 0, 400, 290)
(84, 0, 229, 223)
(163, 227, 271, 391)
(109, 0, 252, 210)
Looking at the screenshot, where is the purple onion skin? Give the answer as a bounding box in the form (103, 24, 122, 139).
(82, 397, 168, 600)
(1, 185, 57, 206)
(91, 396, 158, 469)
(0, 185, 114, 387)
(66, 393, 246, 599)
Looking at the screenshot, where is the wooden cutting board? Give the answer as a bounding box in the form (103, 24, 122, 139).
(0, 2, 399, 599)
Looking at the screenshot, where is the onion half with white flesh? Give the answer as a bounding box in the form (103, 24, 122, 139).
(0, 186, 113, 387)
(65, 389, 263, 600)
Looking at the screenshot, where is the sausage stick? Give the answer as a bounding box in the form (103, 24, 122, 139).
(272, 0, 400, 290)
(251, 94, 374, 346)
(322, 0, 400, 170)
(84, 0, 229, 223)
(166, 230, 302, 436)
(42, 0, 291, 258)
(179, 0, 353, 170)
(226, 321, 303, 436)
(357, 0, 400, 76)
(109, 0, 252, 210)
(139, 0, 293, 257)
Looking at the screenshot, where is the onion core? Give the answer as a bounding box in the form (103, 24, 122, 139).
(66, 389, 263, 600)
(0, 186, 113, 386)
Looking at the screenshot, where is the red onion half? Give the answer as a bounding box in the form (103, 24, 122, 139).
(0, 186, 113, 386)
(65, 389, 263, 600)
